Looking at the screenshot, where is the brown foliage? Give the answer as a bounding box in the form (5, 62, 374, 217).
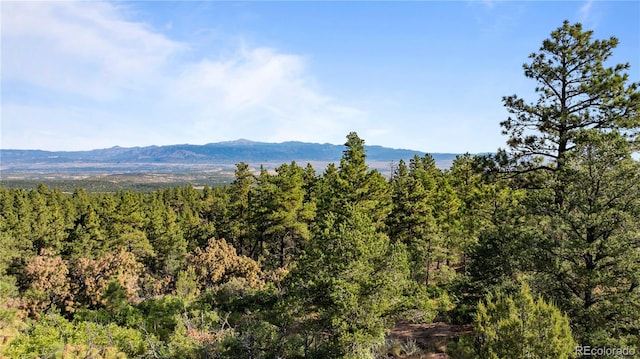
(70, 250, 143, 307)
(22, 250, 73, 316)
(188, 238, 262, 290)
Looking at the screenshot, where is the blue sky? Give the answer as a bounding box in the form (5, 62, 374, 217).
(2, 1, 639, 153)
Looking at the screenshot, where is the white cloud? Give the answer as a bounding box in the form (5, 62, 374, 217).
(577, 0, 601, 29)
(168, 46, 366, 145)
(2, 1, 182, 100)
(579, 0, 593, 23)
(479, 0, 497, 9)
(1, 1, 366, 150)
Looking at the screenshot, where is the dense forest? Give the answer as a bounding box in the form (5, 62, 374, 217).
(1, 21, 639, 358)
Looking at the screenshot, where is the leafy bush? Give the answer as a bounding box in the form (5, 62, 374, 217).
(450, 282, 576, 359)
(2, 312, 149, 358)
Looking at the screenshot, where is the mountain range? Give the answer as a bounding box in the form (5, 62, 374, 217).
(1, 139, 463, 172)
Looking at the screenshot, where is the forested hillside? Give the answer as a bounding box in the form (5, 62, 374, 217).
(1, 21, 638, 358)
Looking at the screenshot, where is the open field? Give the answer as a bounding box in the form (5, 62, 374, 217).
(0, 160, 414, 192)
(0, 165, 237, 192)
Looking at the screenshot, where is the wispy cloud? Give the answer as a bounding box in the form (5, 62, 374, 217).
(479, 0, 497, 10)
(579, 0, 594, 23)
(577, 0, 602, 28)
(2, 1, 182, 100)
(468, 0, 525, 37)
(167, 46, 366, 145)
(1, 1, 366, 150)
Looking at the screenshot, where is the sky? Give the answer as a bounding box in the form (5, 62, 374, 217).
(1, 1, 639, 153)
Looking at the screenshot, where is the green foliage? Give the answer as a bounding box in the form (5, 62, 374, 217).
(497, 20, 640, 346)
(106, 191, 155, 260)
(145, 195, 187, 276)
(387, 157, 439, 284)
(529, 131, 640, 347)
(1, 68, 638, 357)
(135, 295, 185, 342)
(214, 319, 281, 359)
(224, 162, 256, 257)
(287, 204, 410, 357)
(3, 312, 147, 358)
(257, 161, 315, 269)
(175, 266, 200, 302)
(459, 282, 576, 359)
(501, 20, 639, 176)
(316, 132, 392, 231)
(64, 202, 106, 259)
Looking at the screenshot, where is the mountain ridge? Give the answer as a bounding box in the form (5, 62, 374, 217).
(1, 139, 465, 171)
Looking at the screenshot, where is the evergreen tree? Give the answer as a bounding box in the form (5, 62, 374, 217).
(145, 195, 187, 276)
(531, 131, 640, 347)
(459, 282, 576, 359)
(0, 190, 20, 279)
(249, 165, 277, 262)
(28, 186, 67, 254)
(200, 185, 228, 249)
(302, 162, 318, 205)
(265, 162, 315, 269)
(65, 203, 106, 259)
(431, 172, 461, 284)
(4, 190, 36, 279)
(106, 191, 154, 261)
(224, 162, 255, 256)
(316, 132, 391, 231)
(287, 205, 409, 358)
(387, 157, 438, 285)
(500, 20, 639, 205)
(447, 154, 496, 267)
(497, 21, 640, 346)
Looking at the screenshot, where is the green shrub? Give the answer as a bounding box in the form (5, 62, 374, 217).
(451, 282, 576, 359)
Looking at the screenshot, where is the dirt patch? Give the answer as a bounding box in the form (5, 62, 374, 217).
(388, 321, 472, 358)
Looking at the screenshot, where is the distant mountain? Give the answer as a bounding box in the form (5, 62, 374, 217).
(1, 139, 463, 171)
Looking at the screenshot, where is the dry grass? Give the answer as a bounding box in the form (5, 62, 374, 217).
(386, 320, 472, 358)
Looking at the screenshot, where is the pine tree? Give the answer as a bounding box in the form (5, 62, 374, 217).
(28, 186, 67, 254)
(249, 165, 277, 262)
(65, 203, 106, 259)
(432, 172, 461, 283)
(287, 204, 409, 357)
(316, 132, 391, 231)
(532, 131, 640, 347)
(302, 162, 318, 205)
(0, 190, 20, 279)
(225, 162, 255, 256)
(500, 20, 639, 205)
(497, 21, 640, 346)
(106, 191, 154, 261)
(145, 195, 187, 276)
(265, 162, 315, 269)
(447, 154, 496, 265)
(387, 157, 438, 285)
(471, 282, 575, 359)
